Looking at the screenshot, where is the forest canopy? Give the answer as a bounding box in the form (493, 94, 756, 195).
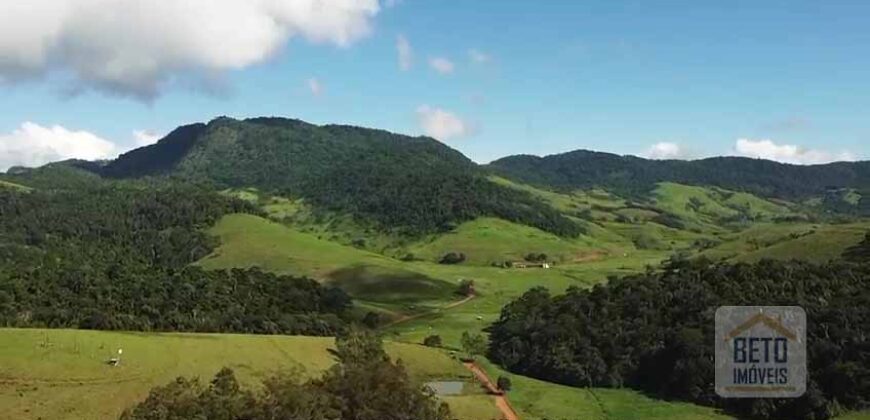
(92, 117, 583, 237)
(0, 185, 350, 335)
(488, 258, 870, 419)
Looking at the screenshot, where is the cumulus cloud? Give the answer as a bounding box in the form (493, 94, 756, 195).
(734, 138, 856, 165)
(307, 77, 323, 96)
(644, 142, 691, 160)
(132, 130, 162, 147)
(428, 57, 455, 74)
(416, 105, 471, 141)
(396, 34, 413, 71)
(0, 0, 380, 100)
(0, 122, 118, 171)
(468, 49, 490, 64)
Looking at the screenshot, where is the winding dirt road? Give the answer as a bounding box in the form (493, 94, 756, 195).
(463, 362, 520, 420)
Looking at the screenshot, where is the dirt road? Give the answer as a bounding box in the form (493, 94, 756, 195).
(463, 362, 520, 420)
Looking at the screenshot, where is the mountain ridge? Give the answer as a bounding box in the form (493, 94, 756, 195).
(72, 116, 582, 237)
(5, 115, 870, 229)
(488, 148, 870, 200)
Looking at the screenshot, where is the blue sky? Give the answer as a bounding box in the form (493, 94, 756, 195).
(0, 0, 868, 169)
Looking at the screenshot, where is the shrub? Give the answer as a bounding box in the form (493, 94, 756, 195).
(456, 279, 475, 296)
(439, 252, 466, 265)
(497, 376, 512, 392)
(423, 335, 442, 348)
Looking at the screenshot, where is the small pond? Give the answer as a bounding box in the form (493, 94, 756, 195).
(424, 381, 464, 396)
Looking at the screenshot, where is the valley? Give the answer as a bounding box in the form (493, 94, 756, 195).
(1, 117, 869, 419)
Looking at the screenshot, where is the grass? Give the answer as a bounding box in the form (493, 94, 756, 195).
(0, 328, 470, 420)
(734, 222, 870, 263)
(699, 222, 870, 263)
(408, 217, 601, 265)
(0, 179, 32, 191)
(439, 395, 505, 420)
(198, 214, 458, 313)
(652, 182, 794, 231)
(474, 360, 731, 420)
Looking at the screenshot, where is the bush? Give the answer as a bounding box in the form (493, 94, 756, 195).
(651, 213, 686, 229)
(460, 331, 486, 358)
(456, 279, 475, 296)
(423, 335, 442, 348)
(362, 311, 381, 328)
(497, 376, 512, 392)
(439, 252, 466, 265)
(524, 253, 547, 263)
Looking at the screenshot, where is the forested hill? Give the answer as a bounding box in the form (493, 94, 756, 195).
(90, 116, 582, 237)
(488, 150, 870, 200)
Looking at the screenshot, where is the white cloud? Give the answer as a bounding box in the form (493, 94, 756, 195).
(416, 105, 471, 141)
(307, 77, 323, 96)
(396, 34, 413, 71)
(0, 122, 118, 171)
(734, 138, 856, 165)
(0, 0, 380, 100)
(428, 57, 455, 74)
(644, 142, 690, 160)
(132, 130, 162, 147)
(468, 49, 490, 64)
(384, 0, 403, 8)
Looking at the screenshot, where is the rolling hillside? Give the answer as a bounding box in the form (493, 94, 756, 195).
(94, 116, 581, 237)
(488, 149, 870, 205)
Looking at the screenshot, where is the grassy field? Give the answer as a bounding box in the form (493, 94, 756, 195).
(456, 359, 731, 420)
(0, 179, 32, 191)
(0, 329, 469, 420)
(198, 214, 459, 315)
(408, 217, 601, 265)
(698, 222, 870, 263)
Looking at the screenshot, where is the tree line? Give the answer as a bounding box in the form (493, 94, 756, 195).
(0, 184, 351, 335)
(488, 257, 870, 419)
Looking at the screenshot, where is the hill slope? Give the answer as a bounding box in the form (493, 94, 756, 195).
(98, 117, 580, 237)
(488, 150, 870, 203)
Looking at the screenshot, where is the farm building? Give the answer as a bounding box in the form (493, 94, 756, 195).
(509, 261, 551, 269)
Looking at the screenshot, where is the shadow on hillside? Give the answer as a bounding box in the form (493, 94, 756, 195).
(325, 264, 455, 305)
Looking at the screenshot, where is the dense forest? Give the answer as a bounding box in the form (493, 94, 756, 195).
(90, 117, 583, 237)
(488, 258, 870, 419)
(488, 150, 870, 204)
(122, 329, 450, 420)
(0, 184, 350, 334)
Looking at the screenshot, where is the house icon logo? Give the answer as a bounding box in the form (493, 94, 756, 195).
(715, 306, 806, 398)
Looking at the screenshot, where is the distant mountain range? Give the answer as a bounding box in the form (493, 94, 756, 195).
(5, 116, 870, 233)
(488, 150, 870, 199)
